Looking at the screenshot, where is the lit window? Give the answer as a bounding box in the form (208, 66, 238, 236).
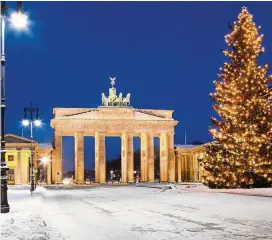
(8, 155, 14, 161)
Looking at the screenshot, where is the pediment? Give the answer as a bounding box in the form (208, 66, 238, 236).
(133, 111, 169, 121)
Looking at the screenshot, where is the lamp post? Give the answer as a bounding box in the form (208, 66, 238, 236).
(22, 105, 41, 194)
(1, 1, 29, 214)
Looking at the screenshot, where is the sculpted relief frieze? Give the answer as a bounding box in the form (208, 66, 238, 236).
(98, 110, 133, 119)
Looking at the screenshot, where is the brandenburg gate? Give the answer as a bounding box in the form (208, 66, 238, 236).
(50, 78, 178, 183)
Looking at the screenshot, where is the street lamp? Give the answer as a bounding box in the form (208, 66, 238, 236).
(1, 1, 30, 214)
(22, 105, 41, 194)
(10, 2, 28, 30)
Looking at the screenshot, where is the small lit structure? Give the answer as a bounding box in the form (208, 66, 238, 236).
(175, 144, 206, 183)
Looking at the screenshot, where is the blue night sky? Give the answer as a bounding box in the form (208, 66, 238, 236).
(5, 1, 272, 171)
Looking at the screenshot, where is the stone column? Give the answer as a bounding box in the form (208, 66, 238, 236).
(147, 133, 154, 182)
(34, 147, 38, 169)
(121, 132, 128, 183)
(33, 148, 38, 185)
(198, 153, 204, 181)
(21, 153, 29, 184)
(15, 149, 22, 184)
(168, 133, 175, 183)
(195, 154, 200, 182)
(176, 152, 182, 183)
(95, 132, 106, 183)
(47, 158, 52, 184)
(51, 150, 55, 183)
(127, 134, 134, 183)
(190, 155, 194, 182)
(121, 132, 134, 183)
(141, 133, 148, 182)
(181, 155, 185, 182)
(194, 154, 198, 182)
(53, 134, 62, 184)
(184, 155, 188, 182)
(75, 132, 84, 183)
(160, 133, 168, 182)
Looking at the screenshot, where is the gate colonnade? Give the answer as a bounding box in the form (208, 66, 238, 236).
(50, 107, 178, 184)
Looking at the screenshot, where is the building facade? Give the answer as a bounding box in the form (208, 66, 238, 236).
(175, 145, 206, 182)
(5, 134, 52, 185)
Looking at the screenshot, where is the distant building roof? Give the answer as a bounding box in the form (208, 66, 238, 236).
(38, 143, 52, 149)
(5, 133, 37, 144)
(175, 144, 204, 149)
(175, 144, 206, 149)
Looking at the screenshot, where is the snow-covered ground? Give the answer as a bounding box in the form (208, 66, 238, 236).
(1, 185, 272, 240)
(176, 184, 272, 197)
(0, 186, 64, 240)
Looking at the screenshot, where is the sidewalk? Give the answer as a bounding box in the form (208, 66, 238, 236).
(1, 186, 64, 240)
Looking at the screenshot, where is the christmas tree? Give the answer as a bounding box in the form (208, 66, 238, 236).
(202, 7, 272, 189)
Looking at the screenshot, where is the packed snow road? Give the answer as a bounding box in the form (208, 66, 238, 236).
(2, 185, 272, 240)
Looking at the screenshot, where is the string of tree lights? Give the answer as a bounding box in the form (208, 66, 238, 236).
(202, 7, 272, 189)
